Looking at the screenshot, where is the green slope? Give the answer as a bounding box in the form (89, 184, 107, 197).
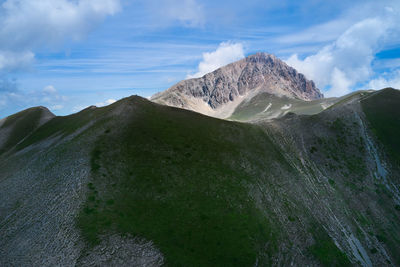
(0, 107, 54, 154)
(361, 88, 400, 164)
(77, 97, 290, 266)
(3, 90, 400, 266)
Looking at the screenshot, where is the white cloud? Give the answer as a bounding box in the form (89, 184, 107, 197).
(0, 0, 120, 72)
(187, 42, 244, 79)
(0, 83, 68, 114)
(43, 85, 57, 94)
(164, 0, 204, 27)
(0, 50, 34, 71)
(96, 99, 116, 107)
(286, 11, 399, 97)
(40, 85, 67, 104)
(142, 0, 204, 28)
(51, 104, 64, 111)
(367, 69, 400, 89)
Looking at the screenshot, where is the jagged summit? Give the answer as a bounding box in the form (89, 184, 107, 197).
(151, 52, 323, 118)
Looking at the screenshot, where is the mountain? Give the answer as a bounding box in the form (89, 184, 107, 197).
(0, 106, 54, 154)
(1, 88, 400, 266)
(151, 53, 323, 118)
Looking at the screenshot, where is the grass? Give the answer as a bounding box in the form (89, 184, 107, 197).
(0, 107, 46, 153)
(361, 88, 400, 164)
(309, 225, 351, 266)
(16, 106, 112, 151)
(77, 99, 291, 266)
(228, 92, 330, 121)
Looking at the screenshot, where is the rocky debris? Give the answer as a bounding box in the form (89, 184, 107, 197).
(0, 139, 89, 266)
(78, 235, 164, 266)
(151, 53, 323, 116)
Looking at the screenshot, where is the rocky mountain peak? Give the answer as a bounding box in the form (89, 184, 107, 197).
(151, 52, 323, 117)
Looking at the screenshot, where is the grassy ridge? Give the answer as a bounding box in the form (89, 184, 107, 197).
(0, 107, 47, 153)
(17, 106, 109, 151)
(77, 99, 288, 266)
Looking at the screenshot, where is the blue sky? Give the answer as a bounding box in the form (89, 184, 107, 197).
(0, 0, 400, 118)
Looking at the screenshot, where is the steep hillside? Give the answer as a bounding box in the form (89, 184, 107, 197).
(0, 106, 54, 154)
(151, 53, 323, 118)
(361, 88, 400, 164)
(262, 88, 400, 266)
(1, 89, 399, 266)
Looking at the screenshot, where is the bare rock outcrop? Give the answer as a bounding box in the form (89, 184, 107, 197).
(151, 53, 323, 117)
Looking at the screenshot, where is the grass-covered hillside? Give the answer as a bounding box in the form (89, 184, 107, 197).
(361, 88, 400, 164)
(0, 106, 54, 154)
(77, 97, 292, 266)
(1, 89, 400, 266)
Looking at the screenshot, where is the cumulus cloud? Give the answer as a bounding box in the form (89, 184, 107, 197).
(0, 83, 68, 114)
(285, 4, 400, 97)
(40, 85, 67, 104)
(0, 0, 120, 72)
(187, 42, 244, 78)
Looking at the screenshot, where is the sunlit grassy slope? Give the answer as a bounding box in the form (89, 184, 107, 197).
(228, 92, 337, 121)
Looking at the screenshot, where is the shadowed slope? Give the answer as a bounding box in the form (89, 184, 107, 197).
(0, 106, 54, 154)
(361, 88, 400, 164)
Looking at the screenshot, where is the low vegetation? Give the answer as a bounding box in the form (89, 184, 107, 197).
(77, 99, 289, 266)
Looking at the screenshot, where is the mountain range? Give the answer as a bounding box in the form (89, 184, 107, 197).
(1, 53, 399, 266)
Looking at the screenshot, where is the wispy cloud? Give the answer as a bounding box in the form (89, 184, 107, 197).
(277, 18, 353, 46)
(163, 0, 205, 27)
(0, 76, 18, 92)
(135, 0, 205, 28)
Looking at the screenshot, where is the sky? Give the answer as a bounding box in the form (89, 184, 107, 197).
(0, 0, 400, 118)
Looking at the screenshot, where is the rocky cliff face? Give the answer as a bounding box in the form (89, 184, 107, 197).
(151, 53, 323, 117)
